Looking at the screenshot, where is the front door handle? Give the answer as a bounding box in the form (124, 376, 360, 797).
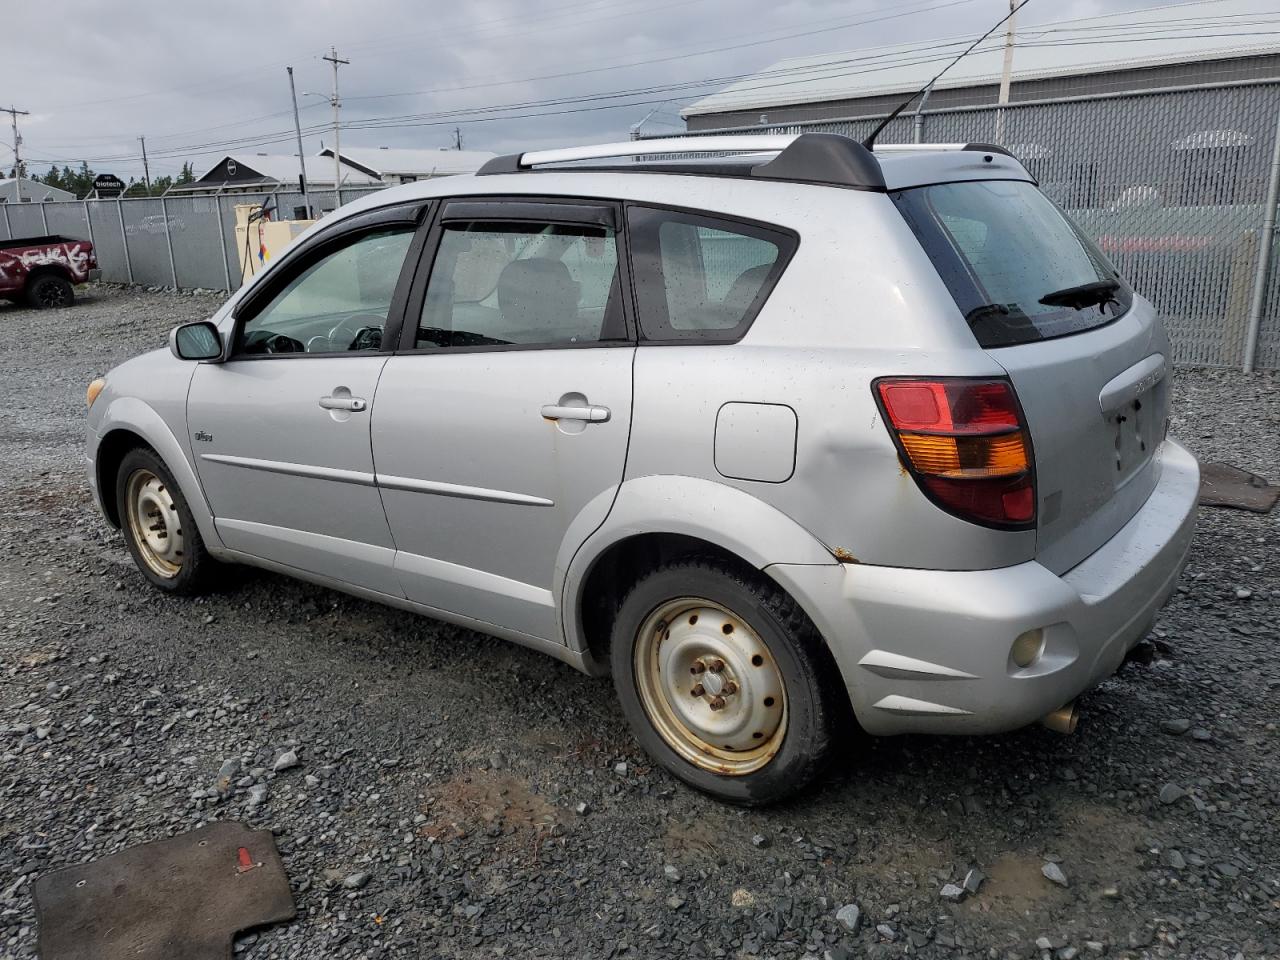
(541, 403, 610, 423)
(320, 395, 367, 412)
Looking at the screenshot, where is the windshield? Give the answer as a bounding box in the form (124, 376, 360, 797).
(893, 179, 1131, 348)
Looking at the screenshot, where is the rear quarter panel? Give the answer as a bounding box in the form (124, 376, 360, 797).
(623, 187, 1035, 571)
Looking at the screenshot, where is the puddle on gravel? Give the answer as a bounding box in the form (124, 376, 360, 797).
(10, 481, 89, 514)
(973, 852, 1063, 916)
(16, 645, 67, 669)
(968, 800, 1146, 917)
(419, 769, 565, 843)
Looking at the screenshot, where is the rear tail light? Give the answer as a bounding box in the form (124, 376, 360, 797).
(874, 377, 1035, 529)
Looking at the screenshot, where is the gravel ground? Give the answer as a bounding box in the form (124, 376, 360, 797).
(1, 285, 1278, 960)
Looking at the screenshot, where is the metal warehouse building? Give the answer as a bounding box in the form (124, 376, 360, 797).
(668, 0, 1280, 371)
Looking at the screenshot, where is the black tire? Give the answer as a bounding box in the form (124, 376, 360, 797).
(25, 274, 74, 310)
(115, 447, 220, 595)
(610, 556, 844, 805)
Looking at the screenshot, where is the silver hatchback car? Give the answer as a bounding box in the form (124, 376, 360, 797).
(86, 134, 1198, 804)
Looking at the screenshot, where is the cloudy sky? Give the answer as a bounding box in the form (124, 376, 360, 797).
(3, 0, 1177, 183)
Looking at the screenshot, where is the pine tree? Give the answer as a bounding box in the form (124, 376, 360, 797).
(39, 165, 64, 191)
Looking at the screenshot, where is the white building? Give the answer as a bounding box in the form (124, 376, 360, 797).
(172, 153, 382, 195)
(0, 177, 75, 203)
(318, 146, 496, 184)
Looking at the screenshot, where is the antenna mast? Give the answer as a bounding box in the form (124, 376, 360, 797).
(863, 0, 1032, 149)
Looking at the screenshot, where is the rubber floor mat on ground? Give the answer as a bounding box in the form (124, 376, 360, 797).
(1198, 462, 1280, 513)
(33, 821, 295, 960)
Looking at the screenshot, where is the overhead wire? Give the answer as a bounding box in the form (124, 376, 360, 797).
(25, 6, 1280, 168)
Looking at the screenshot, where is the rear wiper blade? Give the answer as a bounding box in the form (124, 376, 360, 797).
(964, 302, 1011, 328)
(1039, 278, 1120, 309)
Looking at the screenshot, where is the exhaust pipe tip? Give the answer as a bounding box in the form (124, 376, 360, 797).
(1040, 701, 1079, 735)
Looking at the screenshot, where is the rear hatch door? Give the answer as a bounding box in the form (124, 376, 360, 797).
(892, 178, 1170, 574)
(993, 304, 1168, 574)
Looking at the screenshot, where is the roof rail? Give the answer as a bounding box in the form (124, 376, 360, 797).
(478, 135, 797, 174)
(872, 142, 1014, 158)
(476, 132, 887, 191)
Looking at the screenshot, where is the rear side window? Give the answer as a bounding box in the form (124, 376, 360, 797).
(893, 180, 1131, 348)
(418, 220, 625, 348)
(627, 206, 795, 342)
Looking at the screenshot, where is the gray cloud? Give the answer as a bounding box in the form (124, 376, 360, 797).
(4, 0, 1175, 183)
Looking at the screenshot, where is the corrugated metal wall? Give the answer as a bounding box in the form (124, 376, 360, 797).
(0, 186, 388, 293)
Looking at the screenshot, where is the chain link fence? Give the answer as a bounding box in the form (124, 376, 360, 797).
(0, 185, 388, 293)
(642, 80, 1280, 371)
(4, 82, 1280, 369)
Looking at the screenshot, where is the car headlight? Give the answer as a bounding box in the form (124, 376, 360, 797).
(87, 378, 107, 409)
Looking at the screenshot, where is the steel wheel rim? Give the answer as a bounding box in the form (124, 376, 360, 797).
(633, 597, 787, 776)
(124, 469, 184, 579)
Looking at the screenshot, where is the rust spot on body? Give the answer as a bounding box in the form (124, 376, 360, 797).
(831, 547, 859, 564)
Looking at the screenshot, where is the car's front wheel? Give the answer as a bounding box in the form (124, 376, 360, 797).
(610, 557, 844, 805)
(115, 447, 219, 595)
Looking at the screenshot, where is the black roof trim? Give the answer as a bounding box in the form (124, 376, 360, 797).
(752, 134, 885, 190)
(477, 154, 524, 175)
(962, 142, 1014, 158)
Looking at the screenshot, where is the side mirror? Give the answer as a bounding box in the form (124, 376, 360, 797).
(169, 321, 224, 361)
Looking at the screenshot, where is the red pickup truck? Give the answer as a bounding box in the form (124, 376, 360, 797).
(0, 235, 99, 309)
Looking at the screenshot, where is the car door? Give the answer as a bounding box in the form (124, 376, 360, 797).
(371, 198, 634, 641)
(187, 204, 427, 594)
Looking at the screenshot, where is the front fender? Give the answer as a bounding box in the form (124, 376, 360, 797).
(94, 395, 224, 553)
(557, 474, 836, 658)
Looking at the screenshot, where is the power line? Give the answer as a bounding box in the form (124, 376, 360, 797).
(25, 12, 1280, 168)
(35, 0, 701, 115)
(341, 0, 981, 104)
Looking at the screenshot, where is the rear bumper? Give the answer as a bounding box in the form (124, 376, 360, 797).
(770, 438, 1199, 735)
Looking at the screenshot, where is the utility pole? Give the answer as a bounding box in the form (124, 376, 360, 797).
(287, 66, 311, 216)
(322, 47, 349, 197)
(2, 106, 30, 202)
(138, 136, 152, 194)
(995, 0, 1018, 143)
(452, 126, 463, 151)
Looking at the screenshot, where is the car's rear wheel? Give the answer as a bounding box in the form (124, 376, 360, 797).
(610, 557, 843, 805)
(26, 274, 74, 310)
(115, 447, 218, 595)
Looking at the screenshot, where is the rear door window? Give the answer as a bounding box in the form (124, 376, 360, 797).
(627, 207, 796, 342)
(417, 219, 625, 348)
(893, 180, 1132, 348)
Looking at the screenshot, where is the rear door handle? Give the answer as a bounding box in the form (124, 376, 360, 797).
(320, 395, 368, 412)
(541, 403, 610, 423)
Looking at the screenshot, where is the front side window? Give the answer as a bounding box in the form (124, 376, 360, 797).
(417, 220, 624, 348)
(893, 180, 1131, 348)
(237, 227, 415, 355)
(627, 206, 794, 342)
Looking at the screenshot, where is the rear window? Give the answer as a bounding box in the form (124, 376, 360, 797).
(627, 206, 796, 342)
(893, 180, 1131, 348)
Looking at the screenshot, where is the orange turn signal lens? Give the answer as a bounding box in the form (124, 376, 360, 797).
(86, 378, 107, 409)
(898, 431, 1029, 478)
